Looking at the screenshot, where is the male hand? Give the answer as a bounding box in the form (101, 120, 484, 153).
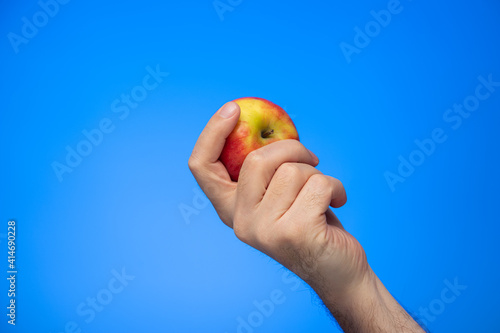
(188, 102, 425, 333)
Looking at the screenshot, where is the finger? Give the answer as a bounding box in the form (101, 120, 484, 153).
(260, 163, 322, 219)
(189, 102, 240, 172)
(236, 140, 319, 210)
(188, 102, 240, 227)
(286, 174, 347, 219)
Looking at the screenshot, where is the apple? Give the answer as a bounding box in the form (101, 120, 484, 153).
(220, 97, 299, 181)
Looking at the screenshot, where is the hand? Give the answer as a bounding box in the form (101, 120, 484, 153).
(188, 101, 368, 292)
(189, 102, 425, 333)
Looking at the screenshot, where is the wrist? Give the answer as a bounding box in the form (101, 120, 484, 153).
(313, 265, 379, 316)
(312, 266, 424, 333)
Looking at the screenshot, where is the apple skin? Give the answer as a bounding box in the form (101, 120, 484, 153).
(220, 97, 299, 181)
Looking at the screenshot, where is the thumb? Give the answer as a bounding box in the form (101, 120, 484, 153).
(191, 101, 240, 166)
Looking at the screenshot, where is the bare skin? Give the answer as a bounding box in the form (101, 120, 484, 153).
(188, 101, 425, 333)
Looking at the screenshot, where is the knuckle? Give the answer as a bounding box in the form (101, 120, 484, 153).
(238, 149, 265, 184)
(331, 177, 344, 189)
(245, 149, 265, 166)
(272, 163, 300, 187)
(187, 156, 200, 173)
(307, 174, 331, 195)
(238, 150, 265, 180)
(277, 163, 301, 179)
(303, 174, 331, 207)
(232, 224, 245, 243)
(232, 213, 251, 244)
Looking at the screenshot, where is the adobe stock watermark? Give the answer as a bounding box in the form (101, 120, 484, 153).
(224, 266, 314, 332)
(178, 187, 209, 224)
(213, 0, 243, 21)
(7, 0, 71, 54)
(339, 0, 412, 64)
(416, 277, 467, 327)
(225, 289, 286, 333)
(51, 64, 169, 182)
(385, 73, 499, 192)
(49, 267, 135, 333)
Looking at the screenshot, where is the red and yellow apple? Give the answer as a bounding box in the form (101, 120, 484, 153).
(220, 97, 299, 181)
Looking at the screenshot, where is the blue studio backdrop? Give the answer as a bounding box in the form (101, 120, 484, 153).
(2, 0, 500, 332)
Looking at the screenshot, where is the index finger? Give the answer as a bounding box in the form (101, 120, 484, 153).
(236, 139, 319, 211)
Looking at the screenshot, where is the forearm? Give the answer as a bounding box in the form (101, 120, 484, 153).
(311, 268, 425, 333)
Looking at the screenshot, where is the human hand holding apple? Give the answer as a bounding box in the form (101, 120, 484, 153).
(188, 100, 425, 333)
(220, 97, 299, 181)
(189, 98, 363, 288)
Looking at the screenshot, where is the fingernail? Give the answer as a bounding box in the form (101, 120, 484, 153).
(219, 102, 238, 118)
(308, 149, 319, 162)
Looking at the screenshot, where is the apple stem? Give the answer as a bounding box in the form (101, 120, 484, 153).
(261, 129, 274, 138)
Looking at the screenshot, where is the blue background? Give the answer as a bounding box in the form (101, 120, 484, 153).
(2, 0, 500, 332)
